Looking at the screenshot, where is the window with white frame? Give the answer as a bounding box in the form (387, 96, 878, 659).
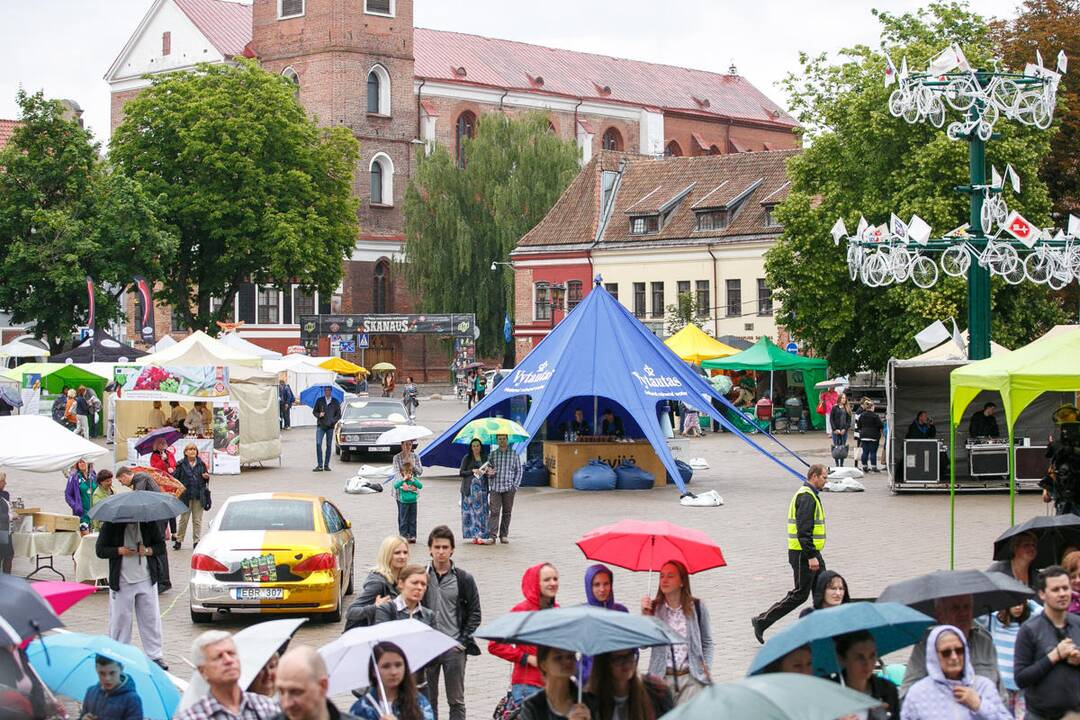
(257, 287, 280, 324)
(281, 67, 299, 95)
(369, 153, 393, 206)
(278, 0, 304, 19)
(366, 65, 390, 115)
(364, 0, 394, 16)
(293, 288, 315, 319)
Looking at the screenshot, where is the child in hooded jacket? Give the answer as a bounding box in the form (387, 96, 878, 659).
(489, 562, 560, 706)
(579, 564, 628, 684)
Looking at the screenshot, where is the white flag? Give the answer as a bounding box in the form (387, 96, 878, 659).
(890, 213, 909, 241)
(991, 166, 1002, 189)
(1068, 214, 1080, 238)
(1058, 50, 1068, 74)
(900, 56, 909, 80)
(856, 215, 869, 240)
(915, 320, 951, 352)
(953, 44, 972, 72)
(1003, 210, 1039, 248)
(1004, 164, 1020, 194)
(884, 53, 898, 87)
(952, 318, 966, 355)
(907, 214, 932, 245)
(830, 217, 848, 245)
(1036, 49, 1044, 69)
(928, 46, 962, 75)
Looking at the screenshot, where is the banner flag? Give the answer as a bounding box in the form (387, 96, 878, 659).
(132, 276, 156, 344)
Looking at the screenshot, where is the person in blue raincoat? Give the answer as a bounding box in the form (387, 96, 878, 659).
(578, 564, 628, 684)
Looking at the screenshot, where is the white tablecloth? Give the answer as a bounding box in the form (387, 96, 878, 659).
(74, 532, 109, 582)
(12, 531, 80, 559)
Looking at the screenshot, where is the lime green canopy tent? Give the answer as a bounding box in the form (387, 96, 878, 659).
(947, 325, 1080, 565)
(702, 337, 829, 429)
(1, 363, 109, 434)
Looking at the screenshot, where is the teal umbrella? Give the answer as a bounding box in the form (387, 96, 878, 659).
(664, 673, 882, 720)
(475, 605, 684, 655)
(452, 417, 528, 446)
(26, 633, 180, 720)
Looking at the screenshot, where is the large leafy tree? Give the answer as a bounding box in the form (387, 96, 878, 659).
(0, 90, 176, 351)
(110, 59, 359, 332)
(764, 2, 1066, 374)
(991, 0, 1080, 214)
(402, 112, 580, 357)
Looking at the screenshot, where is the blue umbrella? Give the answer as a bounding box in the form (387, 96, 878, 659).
(475, 605, 684, 655)
(300, 383, 344, 408)
(26, 633, 180, 720)
(747, 602, 934, 676)
(0, 385, 23, 408)
(664, 673, 882, 720)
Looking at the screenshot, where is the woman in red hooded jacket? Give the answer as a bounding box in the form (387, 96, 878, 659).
(489, 561, 560, 706)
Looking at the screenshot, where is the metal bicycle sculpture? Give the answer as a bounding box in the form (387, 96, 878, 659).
(834, 43, 1076, 359)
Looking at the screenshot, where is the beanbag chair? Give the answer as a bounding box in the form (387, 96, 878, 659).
(572, 460, 617, 491)
(521, 459, 550, 487)
(614, 460, 654, 490)
(666, 459, 694, 485)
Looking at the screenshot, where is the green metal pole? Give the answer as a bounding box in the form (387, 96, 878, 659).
(949, 420, 956, 570)
(967, 134, 991, 361)
(1008, 425, 1016, 526)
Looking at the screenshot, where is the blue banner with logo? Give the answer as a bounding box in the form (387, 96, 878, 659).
(420, 281, 804, 493)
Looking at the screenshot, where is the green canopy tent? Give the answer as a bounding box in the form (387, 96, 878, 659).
(702, 337, 829, 430)
(1, 363, 109, 435)
(948, 325, 1080, 566)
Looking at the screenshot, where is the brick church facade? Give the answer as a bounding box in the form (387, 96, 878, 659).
(107, 0, 799, 378)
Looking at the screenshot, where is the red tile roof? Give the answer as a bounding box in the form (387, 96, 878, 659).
(175, 0, 252, 58)
(414, 28, 797, 129)
(0, 119, 18, 151)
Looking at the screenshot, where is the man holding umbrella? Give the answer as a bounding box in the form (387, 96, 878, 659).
(751, 464, 828, 643)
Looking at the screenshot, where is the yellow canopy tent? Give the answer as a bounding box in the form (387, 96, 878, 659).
(946, 325, 1080, 564)
(319, 357, 367, 375)
(663, 324, 738, 364)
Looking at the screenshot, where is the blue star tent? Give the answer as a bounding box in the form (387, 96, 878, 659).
(420, 280, 804, 494)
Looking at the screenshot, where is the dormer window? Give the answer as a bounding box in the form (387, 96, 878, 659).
(696, 210, 728, 232)
(630, 215, 660, 235)
(764, 204, 781, 228)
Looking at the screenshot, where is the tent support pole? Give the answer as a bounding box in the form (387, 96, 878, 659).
(593, 395, 598, 436)
(949, 421, 956, 570)
(1008, 425, 1016, 526)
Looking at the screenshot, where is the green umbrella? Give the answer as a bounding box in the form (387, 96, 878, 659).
(663, 673, 881, 720)
(452, 417, 529, 446)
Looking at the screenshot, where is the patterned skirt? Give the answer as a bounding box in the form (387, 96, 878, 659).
(461, 476, 489, 540)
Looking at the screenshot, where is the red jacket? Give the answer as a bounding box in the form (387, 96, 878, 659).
(149, 448, 176, 475)
(487, 562, 558, 688)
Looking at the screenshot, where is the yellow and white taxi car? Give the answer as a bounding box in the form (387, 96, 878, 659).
(189, 493, 355, 624)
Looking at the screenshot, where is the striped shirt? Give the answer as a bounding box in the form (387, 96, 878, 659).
(982, 601, 1042, 691)
(487, 447, 522, 493)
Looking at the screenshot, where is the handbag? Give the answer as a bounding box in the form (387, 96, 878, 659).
(831, 443, 849, 460)
(203, 488, 212, 511)
(492, 688, 523, 720)
(816, 400, 826, 415)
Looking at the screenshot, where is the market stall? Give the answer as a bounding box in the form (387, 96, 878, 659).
(137, 330, 262, 368)
(50, 330, 146, 363)
(543, 440, 666, 489)
(264, 354, 336, 427)
(664, 324, 739, 364)
(219, 332, 282, 360)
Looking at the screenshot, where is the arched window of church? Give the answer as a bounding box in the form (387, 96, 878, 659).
(374, 260, 390, 313)
(369, 153, 394, 206)
(456, 111, 476, 167)
(665, 140, 683, 157)
(367, 65, 390, 115)
(602, 127, 623, 151)
(281, 67, 299, 97)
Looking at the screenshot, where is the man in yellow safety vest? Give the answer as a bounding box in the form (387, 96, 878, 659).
(751, 463, 828, 643)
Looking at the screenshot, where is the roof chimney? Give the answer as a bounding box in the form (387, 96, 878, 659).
(728, 59, 738, 75)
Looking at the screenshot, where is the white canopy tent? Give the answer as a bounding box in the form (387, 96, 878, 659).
(263, 354, 336, 426)
(0, 415, 109, 471)
(219, 332, 283, 360)
(137, 330, 262, 368)
(0, 339, 50, 368)
(150, 335, 177, 353)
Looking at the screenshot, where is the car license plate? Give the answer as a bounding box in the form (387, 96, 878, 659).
(232, 587, 284, 600)
(369, 446, 390, 452)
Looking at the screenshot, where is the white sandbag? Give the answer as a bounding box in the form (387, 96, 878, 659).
(824, 477, 866, 492)
(828, 466, 864, 479)
(344, 475, 383, 494)
(680, 489, 724, 507)
(356, 464, 392, 476)
(687, 457, 710, 470)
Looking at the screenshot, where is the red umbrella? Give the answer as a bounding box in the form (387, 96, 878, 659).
(575, 520, 726, 575)
(31, 581, 96, 617)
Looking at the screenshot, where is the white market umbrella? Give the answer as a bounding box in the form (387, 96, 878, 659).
(320, 619, 459, 697)
(375, 425, 433, 446)
(0, 415, 109, 472)
(178, 618, 307, 711)
(814, 376, 849, 390)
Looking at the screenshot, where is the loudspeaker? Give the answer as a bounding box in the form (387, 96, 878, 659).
(904, 440, 939, 482)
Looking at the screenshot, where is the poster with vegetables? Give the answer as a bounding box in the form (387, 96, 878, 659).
(122, 365, 230, 399)
(212, 400, 241, 475)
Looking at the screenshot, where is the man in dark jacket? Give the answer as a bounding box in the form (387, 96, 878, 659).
(422, 526, 481, 720)
(312, 386, 341, 472)
(116, 470, 172, 594)
(279, 379, 296, 430)
(905, 411, 936, 439)
(1014, 565, 1080, 718)
(752, 464, 828, 643)
(79, 655, 143, 720)
(96, 520, 168, 670)
(968, 401, 1001, 438)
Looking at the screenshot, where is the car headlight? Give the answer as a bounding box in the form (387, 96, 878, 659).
(344, 434, 358, 443)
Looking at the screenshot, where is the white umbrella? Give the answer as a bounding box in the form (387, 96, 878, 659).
(178, 618, 307, 711)
(320, 619, 459, 697)
(814, 376, 849, 390)
(0, 415, 109, 472)
(375, 425, 433, 446)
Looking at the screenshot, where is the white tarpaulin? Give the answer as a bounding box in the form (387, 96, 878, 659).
(0, 415, 109, 471)
(219, 333, 283, 360)
(138, 331, 262, 368)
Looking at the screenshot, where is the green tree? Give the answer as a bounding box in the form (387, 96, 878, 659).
(991, 0, 1080, 214)
(109, 60, 359, 332)
(764, 2, 1066, 374)
(402, 112, 580, 357)
(664, 291, 708, 335)
(0, 90, 176, 351)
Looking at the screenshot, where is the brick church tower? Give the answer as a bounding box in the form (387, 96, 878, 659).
(250, 0, 418, 319)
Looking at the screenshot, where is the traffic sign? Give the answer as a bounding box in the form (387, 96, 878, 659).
(785, 341, 798, 355)
(357, 333, 369, 349)
(339, 340, 356, 352)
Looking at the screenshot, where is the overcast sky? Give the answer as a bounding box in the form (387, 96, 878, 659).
(0, 0, 1022, 147)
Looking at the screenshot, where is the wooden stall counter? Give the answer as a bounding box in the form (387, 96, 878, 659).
(543, 440, 666, 489)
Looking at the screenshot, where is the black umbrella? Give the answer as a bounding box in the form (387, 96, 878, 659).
(877, 570, 1034, 615)
(993, 515, 1080, 567)
(0, 575, 63, 643)
(87, 491, 187, 524)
